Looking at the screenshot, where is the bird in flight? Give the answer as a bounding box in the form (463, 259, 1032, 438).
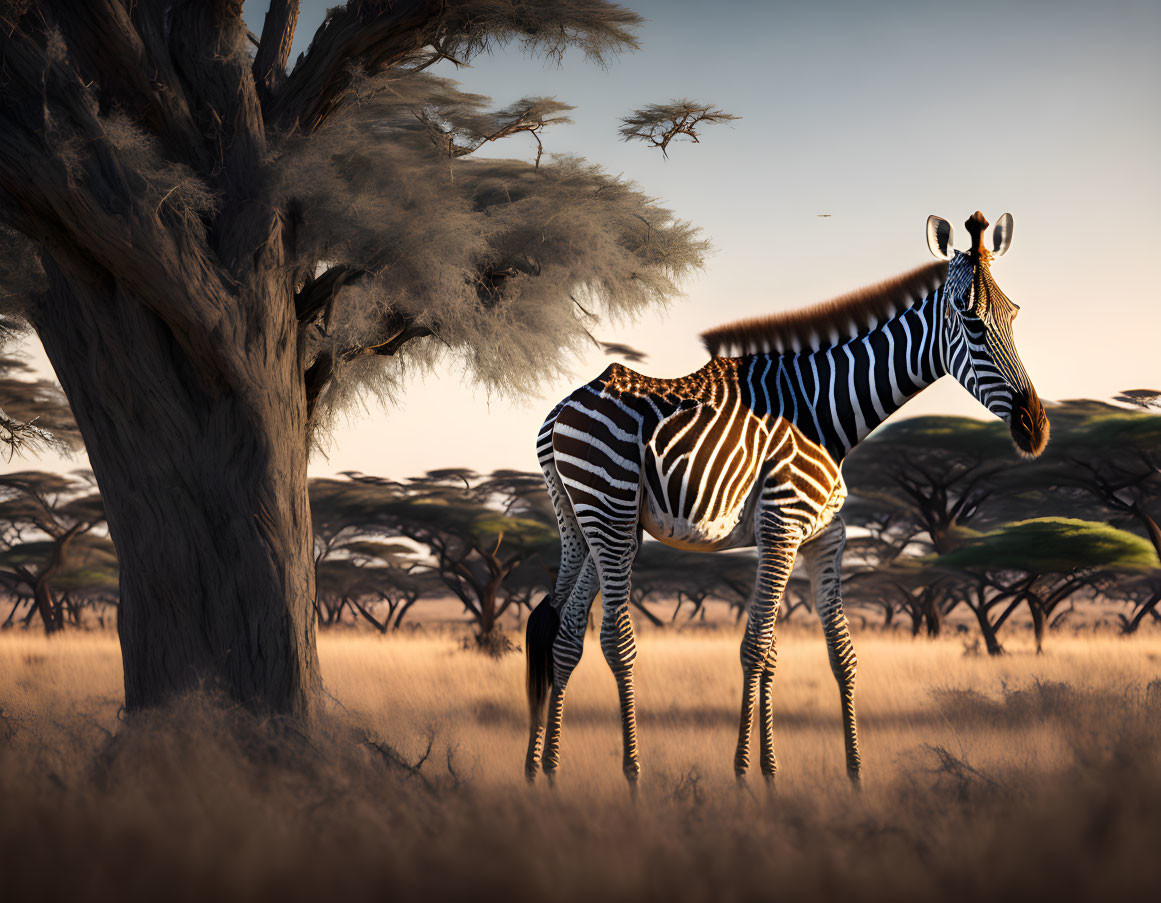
(816, 213, 832, 218)
(600, 341, 649, 364)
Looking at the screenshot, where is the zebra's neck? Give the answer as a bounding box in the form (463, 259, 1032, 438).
(756, 290, 947, 461)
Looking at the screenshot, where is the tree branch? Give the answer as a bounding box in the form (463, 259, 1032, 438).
(295, 265, 364, 324)
(269, 0, 641, 135)
(269, 1, 445, 134)
(619, 99, 739, 158)
(254, 0, 301, 104)
(49, 1, 210, 173)
(0, 31, 236, 383)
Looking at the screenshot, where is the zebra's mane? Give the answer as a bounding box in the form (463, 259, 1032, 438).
(701, 261, 949, 357)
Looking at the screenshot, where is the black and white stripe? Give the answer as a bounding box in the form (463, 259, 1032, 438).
(524, 243, 1042, 788)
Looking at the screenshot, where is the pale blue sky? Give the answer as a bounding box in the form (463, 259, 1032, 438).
(7, 0, 1160, 479)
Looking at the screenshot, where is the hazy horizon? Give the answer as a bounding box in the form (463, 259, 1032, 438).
(5, 0, 1159, 481)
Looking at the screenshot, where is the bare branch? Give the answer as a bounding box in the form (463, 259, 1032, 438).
(619, 98, 739, 157)
(295, 265, 365, 325)
(253, 0, 301, 103)
(415, 96, 574, 165)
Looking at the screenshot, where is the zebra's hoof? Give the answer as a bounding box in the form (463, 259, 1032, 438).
(735, 774, 757, 800)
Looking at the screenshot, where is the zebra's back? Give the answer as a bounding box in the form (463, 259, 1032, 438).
(543, 360, 845, 552)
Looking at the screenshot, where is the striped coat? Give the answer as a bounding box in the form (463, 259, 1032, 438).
(524, 212, 1049, 788)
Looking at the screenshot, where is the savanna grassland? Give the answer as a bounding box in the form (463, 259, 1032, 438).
(2, 625, 1161, 901)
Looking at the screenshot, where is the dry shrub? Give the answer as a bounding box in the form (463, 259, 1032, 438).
(462, 628, 519, 658)
(1, 675, 1160, 903)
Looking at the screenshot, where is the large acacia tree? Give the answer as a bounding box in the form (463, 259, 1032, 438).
(0, 1, 707, 714)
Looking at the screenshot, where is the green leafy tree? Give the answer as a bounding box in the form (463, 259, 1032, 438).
(1022, 401, 1161, 563)
(935, 518, 1158, 653)
(843, 416, 1018, 635)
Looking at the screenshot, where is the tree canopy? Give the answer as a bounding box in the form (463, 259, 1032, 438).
(935, 517, 1159, 574)
(0, 1, 716, 712)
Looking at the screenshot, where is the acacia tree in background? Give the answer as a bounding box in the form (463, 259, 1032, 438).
(936, 518, 1157, 654)
(1046, 405, 1161, 563)
(0, 471, 104, 632)
(628, 543, 756, 626)
(843, 417, 1012, 554)
(1114, 389, 1161, 412)
(367, 470, 557, 651)
(313, 470, 557, 648)
(0, 2, 710, 713)
(842, 417, 1015, 635)
(316, 540, 439, 632)
(0, 314, 80, 457)
(1116, 571, 1161, 634)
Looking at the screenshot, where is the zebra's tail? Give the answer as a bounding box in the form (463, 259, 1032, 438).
(526, 594, 559, 717)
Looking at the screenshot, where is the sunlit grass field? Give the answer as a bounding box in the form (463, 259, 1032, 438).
(2, 625, 1161, 901)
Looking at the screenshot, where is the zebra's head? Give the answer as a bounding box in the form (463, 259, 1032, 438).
(927, 211, 1049, 458)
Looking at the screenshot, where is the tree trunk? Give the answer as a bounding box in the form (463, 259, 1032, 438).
(1028, 600, 1046, 654)
(394, 595, 421, 630)
(33, 263, 319, 715)
(478, 575, 503, 637)
(32, 523, 87, 635)
(970, 605, 1005, 656)
(29, 570, 61, 635)
(922, 588, 942, 638)
(907, 605, 923, 637)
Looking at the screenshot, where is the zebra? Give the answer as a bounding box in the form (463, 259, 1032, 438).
(524, 211, 1049, 789)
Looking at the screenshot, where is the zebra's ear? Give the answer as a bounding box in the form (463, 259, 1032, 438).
(926, 215, 954, 260)
(991, 212, 1014, 256)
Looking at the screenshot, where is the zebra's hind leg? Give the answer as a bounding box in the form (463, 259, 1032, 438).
(602, 602, 641, 791)
(584, 526, 642, 790)
(802, 517, 861, 786)
(735, 512, 799, 787)
(758, 643, 778, 788)
(526, 424, 591, 783)
(540, 556, 600, 784)
(525, 595, 557, 782)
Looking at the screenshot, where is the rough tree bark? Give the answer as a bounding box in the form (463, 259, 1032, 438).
(35, 249, 318, 712)
(0, 1, 655, 712)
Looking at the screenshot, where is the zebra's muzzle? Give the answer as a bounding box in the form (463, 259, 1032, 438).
(1009, 388, 1049, 458)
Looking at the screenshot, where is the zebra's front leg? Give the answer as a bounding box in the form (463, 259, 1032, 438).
(735, 515, 799, 785)
(540, 556, 600, 784)
(802, 517, 861, 786)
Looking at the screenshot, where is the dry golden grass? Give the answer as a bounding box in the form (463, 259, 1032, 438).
(2, 625, 1161, 901)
